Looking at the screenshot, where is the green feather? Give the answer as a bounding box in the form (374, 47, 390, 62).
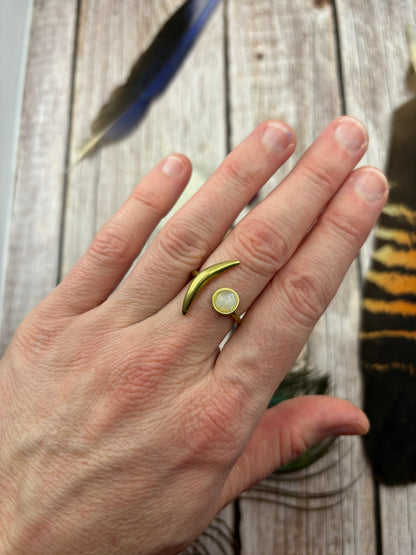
(269, 367, 332, 473)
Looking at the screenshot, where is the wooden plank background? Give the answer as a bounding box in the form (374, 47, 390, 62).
(1, 1, 415, 553)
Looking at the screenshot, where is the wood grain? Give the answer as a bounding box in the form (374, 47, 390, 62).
(336, 1, 416, 553)
(336, 0, 416, 274)
(0, 0, 78, 352)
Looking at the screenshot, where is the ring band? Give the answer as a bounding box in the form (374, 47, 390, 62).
(182, 260, 242, 324)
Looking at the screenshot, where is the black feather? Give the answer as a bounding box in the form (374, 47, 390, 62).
(72, 0, 220, 166)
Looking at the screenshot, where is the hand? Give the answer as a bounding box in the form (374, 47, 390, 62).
(0, 117, 387, 554)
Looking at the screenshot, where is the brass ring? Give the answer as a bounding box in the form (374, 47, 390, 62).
(182, 260, 241, 324)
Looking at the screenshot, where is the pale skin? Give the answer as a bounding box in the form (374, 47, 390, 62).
(0, 117, 388, 554)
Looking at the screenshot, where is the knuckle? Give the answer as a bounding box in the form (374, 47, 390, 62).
(220, 158, 259, 195)
(235, 217, 291, 276)
(323, 211, 363, 246)
(13, 308, 70, 367)
(280, 270, 327, 327)
(157, 221, 212, 265)
(280, 425, 309, 466)
(13, 318, 53, 361)
(130, 184, 161, 215)
(89, 225, 133, 264)
(301, 159, 338, 198)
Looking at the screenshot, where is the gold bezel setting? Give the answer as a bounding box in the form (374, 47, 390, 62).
(212, 288, 240, 315)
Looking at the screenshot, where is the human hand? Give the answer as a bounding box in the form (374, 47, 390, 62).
(0, 117, 387, 554)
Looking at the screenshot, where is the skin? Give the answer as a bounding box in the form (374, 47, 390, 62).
(0, 117, 388, 554)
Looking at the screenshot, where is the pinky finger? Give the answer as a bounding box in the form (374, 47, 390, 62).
(51, 155, 192, 315)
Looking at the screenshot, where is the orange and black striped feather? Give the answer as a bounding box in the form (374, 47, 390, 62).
(360, 97, 416, 485)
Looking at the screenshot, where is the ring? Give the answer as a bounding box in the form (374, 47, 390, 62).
(182, 260, 242, 324)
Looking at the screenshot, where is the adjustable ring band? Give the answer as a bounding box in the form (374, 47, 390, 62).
(182, 260, 242, 325)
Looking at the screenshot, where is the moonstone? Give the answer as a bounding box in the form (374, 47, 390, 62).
(212, 289, 239, 314)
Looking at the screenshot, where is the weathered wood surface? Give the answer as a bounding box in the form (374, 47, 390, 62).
(1, 0, 416, 553)
(0, 0, 78, 351)
(336, 1, 416, 554)
(64, 0, 226, 275)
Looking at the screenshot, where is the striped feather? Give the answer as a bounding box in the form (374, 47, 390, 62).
(360, 89, 416, 484)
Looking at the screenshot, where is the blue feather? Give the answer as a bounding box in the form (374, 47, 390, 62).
(73, 0, 221, 165)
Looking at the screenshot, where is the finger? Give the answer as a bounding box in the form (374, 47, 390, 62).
(107, 121, 296, 323)
(49, 155, 192, 314)
(151, 117, 370, 349)
(218, 396, 369, 508)
(219, 166, 388, 403)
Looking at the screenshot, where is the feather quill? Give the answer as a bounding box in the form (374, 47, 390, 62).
(71, 0, 220, 168)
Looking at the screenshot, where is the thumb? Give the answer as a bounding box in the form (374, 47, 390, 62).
(219, 395, 369, 508)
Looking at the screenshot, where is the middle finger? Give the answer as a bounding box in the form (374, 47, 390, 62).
(107, 120, 296, 322)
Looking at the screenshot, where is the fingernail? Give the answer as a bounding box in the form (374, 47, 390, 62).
(330, 422, 369, 436)
(162, 156, 185, 177)
(334, 118, 368, 153)
(354, 169, 389, 203)
(330, 415, 370, 436)
(262, 123, 293, 153)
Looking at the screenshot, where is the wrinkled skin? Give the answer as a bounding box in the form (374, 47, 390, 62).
(0, 118, 387, 554)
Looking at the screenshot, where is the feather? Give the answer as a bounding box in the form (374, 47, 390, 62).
(268, 367, 329, 406)
(268, 365, 333, 473)
(71, 0, 220, 168)
(360, 27, 416, 485)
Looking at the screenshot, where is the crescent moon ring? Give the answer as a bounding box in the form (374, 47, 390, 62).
(182, 260, 241, 324)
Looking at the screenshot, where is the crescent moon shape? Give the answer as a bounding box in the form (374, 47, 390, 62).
(182, 260, 240, 315)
